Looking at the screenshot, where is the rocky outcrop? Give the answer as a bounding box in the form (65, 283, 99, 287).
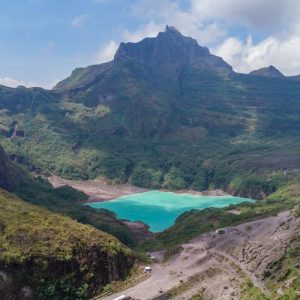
(115, 25, 233, 78)
(55, 26, 233, 90)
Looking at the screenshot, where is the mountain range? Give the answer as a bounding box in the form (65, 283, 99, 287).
(1, 26, 299, 199)
(0, 26, 300, 299)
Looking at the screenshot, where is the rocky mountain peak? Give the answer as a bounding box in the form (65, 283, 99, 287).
(55, 27, 233, 90)
(249, 65, 285, 78)
(164, 25, 182, 34)
(114, 26, 232, 77)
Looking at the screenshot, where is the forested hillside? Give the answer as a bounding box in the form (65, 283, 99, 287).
(0, 26, 299, 198)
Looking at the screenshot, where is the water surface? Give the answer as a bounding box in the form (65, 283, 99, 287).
(87, 191, 254, 232)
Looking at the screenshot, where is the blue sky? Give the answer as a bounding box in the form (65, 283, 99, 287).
(1, 0, 300, 88)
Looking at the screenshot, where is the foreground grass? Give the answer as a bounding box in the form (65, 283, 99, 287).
(0, 189, 134, 299)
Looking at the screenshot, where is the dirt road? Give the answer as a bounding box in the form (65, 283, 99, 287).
(100, 211, 299, 300)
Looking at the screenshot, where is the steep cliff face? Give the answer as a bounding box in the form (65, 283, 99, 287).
(114, 25, 232, 79)
(0, 189, 135, 299)
(54, 26, 232, 91)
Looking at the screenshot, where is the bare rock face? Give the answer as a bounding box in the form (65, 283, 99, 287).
(115, 25, 233, 79)
(56, 26, 233, 91)
(221, 212, 300, 282)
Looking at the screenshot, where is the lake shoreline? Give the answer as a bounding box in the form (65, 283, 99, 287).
(87, 190, 254, 232)
(48, 175, 229, 203)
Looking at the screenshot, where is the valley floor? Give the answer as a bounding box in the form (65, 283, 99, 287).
(48, 175, 147, 201)
(48, 176, 147, 202)
(100, 211, 299, 300)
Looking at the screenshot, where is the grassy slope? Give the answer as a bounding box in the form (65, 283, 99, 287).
(0, 189, 135, 299)
(15, 179, 138, 247)
(0, 142, 137, 247)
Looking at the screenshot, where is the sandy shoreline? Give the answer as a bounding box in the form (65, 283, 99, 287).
(48, 175, 147, 202)
(48, 175, 229, 203)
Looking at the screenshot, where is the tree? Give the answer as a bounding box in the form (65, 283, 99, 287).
(131, 165, 163, 188)
(163, 167, 187, 190)
(191, 170, 206, 191)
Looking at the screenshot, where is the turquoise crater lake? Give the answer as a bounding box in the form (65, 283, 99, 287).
(87, 191, 254, 232)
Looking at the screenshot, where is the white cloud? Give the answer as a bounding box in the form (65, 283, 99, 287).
(0, 77, 37, 88)
(128, 0, 300, 75)
(71, 15, 87, 28)
(93, 0, 226, 65)
(214, 25, 300, 75)
(91, 0, 300, 75)
(191, 0, 300, 30)
(42, 79, 60, 90)
(95, 23, 164, 64)
(95, 40, 119, 63)
(0, 77, 58, 89)
(130, 0, 226, 45)
(123, 22, 163, 43)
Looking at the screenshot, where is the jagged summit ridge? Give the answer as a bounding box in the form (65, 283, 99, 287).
(165, 25, 181, 34)
(55, 26, 232, 90)
(114, 26, 232, 77)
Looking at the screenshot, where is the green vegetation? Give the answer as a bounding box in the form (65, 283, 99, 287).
(0, 28, 299, 200)
(15, 178, 138, 247)
(131, 165, 163, 188)
(264, 232, 300, 299)
(0, 144, 137, 247)
(164, 167, 187, 190)
(0, 189, 134, 299)
(188, 294, 205, 300)
(241, 280, 269, 300)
